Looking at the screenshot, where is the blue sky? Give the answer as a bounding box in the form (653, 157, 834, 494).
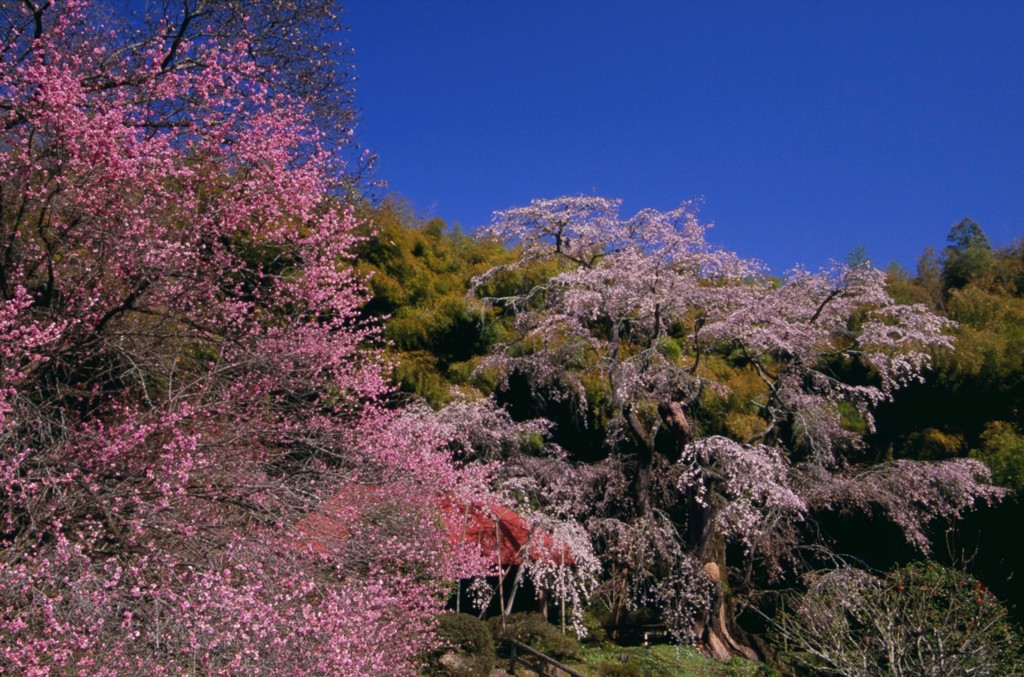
(344, 0, 1024, 274)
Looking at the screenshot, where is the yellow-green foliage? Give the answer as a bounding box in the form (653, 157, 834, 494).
(355, 199, 510, 312)
(655, 336, 684, 362)
(472, 256, 569, 305)
(971, 421, 1024, 493)
(699, 355, 771, 442)
(353, 198, 515, 406)
(904, 427, 965, 460)
(943, 285, 1024, 381)
(836, 401, 869, 436)
(723, 412, 766, 443)
(885, 262, 937, 307)
(580, 368, 612, 430)
(874, 237, 1024, 493)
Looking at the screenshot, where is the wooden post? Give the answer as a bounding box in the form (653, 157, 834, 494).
(495, 518, 506, 630)
(560, 547, 566, 634)
(506, 639, 587, 677)
(504, 564, 525, 616)
(504, 531, 532, 616)
(456, 502, 471, 614)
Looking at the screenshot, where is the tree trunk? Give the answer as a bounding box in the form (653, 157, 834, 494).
(628, 400, 762, 661)
(702, 538, 759, 661)
(691, 503, 760, 662)
(635, 456, 654, 516)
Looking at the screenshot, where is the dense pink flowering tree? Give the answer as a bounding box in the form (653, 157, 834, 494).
(0, 2, 487, 674)
(473, 196, 1003, 658)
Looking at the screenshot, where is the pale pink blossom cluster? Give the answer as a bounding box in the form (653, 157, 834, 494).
(515, 515, 602, 637)
(702, 262, 956, 461)
(473, 197, 759, 426)
(588, 513, 715, 643)
(804, 458, 1005, 552)
(682, 437, 807, 559)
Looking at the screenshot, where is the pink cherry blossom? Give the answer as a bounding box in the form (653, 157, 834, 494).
(473, 196, 1001, 656)
(0, 2, 490, 673)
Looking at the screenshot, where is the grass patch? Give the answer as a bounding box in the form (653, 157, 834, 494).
(562, 643, 774, 677)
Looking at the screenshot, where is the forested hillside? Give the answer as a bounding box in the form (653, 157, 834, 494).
(876, 220, 1024, 490)
(357, 200, 1023, 673)
(1, 2, 1021, 676)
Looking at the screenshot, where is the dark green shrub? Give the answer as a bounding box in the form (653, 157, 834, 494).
(772, 562, 1024, 676)
(425, 612, 495, 677)
(488, 612, 582, 660)
(580, 606, 609, 645)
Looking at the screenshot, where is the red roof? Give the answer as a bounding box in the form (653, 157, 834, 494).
(297, 487, 573, 567)
(444, 500, 574, 567)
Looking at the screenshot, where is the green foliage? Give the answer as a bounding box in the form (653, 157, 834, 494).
(943, 218, 993, 292)
(947, 218, 991, 252)
(944, 285, 1024, 383)
(874, 237, 1024, 482)
(723, 411, 765, 443)
(489, 612, 582, 660)
(655, 335, 684, 362)
(869, 233, 1024, 628)
(835, 401, 869, 436)
(971, 421, 1024, 493)
(915, 246, 946, 310)
(472, 256, 570, 305)
(884, 262, 935, 307)
(425, 612, 496, 677)
(903, 427, 965, 460)
(354, 198, 513, 406)
(390, 351, 452, 407)
(845, 244, 870, 268)
(695, 356, 771, 442)
(579, 606, 609, 645)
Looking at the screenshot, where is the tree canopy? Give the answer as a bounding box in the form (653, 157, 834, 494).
(456, 196, 1003, 657)
(0, 2, 491, 673)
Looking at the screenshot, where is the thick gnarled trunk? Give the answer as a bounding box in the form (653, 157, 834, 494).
(693, 528, 759, 661)
(667, 401, 759, 662)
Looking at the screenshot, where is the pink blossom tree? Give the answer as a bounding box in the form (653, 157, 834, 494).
(0, 2, 487, 673)
(473, 196, 1004, 658)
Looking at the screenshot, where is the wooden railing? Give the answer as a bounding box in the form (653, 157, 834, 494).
(506, 638, 587, 677)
